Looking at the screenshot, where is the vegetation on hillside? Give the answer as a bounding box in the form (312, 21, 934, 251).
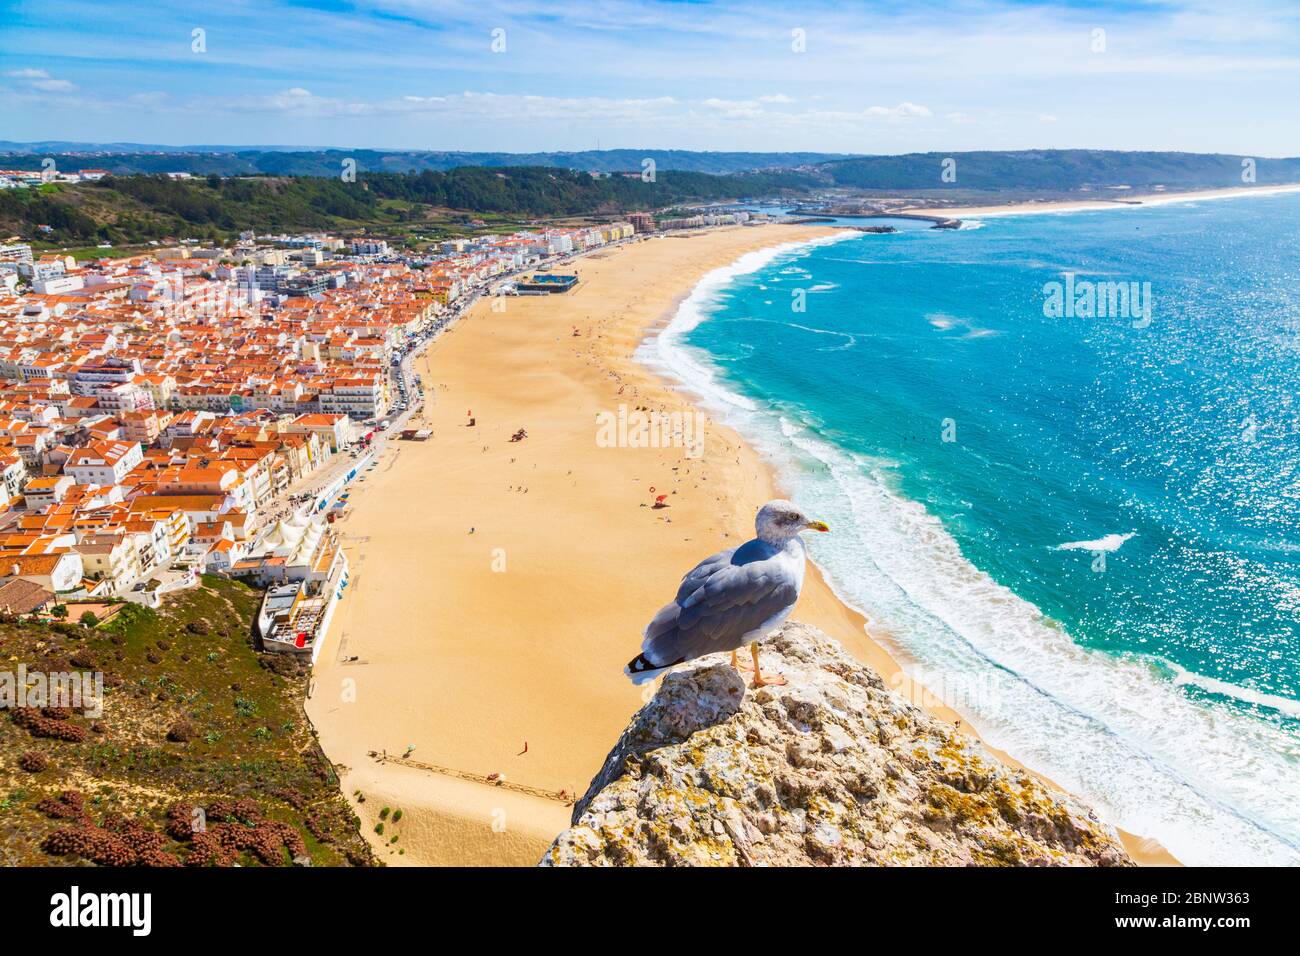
(0, 166, 805, 246)
(361, 166, 803, 214)
(0, 577, 374, 867)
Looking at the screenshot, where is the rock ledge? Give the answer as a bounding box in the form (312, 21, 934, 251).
(542, 623, 1130, 866)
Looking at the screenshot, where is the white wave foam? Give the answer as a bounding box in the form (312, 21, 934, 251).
(787, 323, 855, 352)
(1054, 532, 1136, 552)
(723, 316, 856, 352)
(636, 231, 857, 415)
(777, 426, 1300, 867)
(927, 312, 1001, 340)
(638, 235, 1300, 867)
(1159, 660, 1300, 719)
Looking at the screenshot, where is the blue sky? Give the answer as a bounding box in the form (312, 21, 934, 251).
(2, 0, 1298, 154)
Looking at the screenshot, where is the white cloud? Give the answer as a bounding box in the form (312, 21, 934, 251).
(864, 102, 932, 119)
(6, 67, 78, 93)
(702, 97, 757, 110)
(6, 0, 1300, 152)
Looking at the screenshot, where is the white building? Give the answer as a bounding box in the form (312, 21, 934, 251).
(64, 440, 144, 487)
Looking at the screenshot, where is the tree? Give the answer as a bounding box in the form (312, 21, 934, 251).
(50, 605, 68, 620)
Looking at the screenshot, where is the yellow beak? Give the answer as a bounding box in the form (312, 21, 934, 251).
(805, 520, 830, 533)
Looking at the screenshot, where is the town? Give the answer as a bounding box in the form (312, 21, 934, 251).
(0, 213, 765, 659)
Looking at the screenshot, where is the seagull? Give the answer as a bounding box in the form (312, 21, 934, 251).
(625, 500, 829, 688)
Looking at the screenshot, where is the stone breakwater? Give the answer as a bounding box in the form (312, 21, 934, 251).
(543, 623, 1130, 866)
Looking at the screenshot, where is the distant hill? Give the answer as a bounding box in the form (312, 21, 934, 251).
(3, 144, 1295, 190)
(0, 141, 325, 155)
(813, 150, 1300, 191)
(0, 144, 857, 176)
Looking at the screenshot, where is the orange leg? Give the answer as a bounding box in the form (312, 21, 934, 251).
(749, 642, 786, 687)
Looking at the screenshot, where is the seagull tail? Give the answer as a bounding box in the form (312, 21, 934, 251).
(624, 652, 678, 686)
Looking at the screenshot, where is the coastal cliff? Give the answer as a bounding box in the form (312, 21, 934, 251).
(542, 623, 1130, 866)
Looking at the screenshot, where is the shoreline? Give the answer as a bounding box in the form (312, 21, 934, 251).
(307, 224, 1176, 866)
(634, 232, 1178, 866)
(901, 182, 1300, 219)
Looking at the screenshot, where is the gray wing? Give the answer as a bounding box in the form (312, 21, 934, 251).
(672, 545, 737, 603)
(641, 545, 799, 667)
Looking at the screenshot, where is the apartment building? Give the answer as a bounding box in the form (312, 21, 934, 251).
(64, 439, 144, 487)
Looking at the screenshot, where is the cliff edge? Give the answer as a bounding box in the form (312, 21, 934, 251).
(543, 623, 1130, 866)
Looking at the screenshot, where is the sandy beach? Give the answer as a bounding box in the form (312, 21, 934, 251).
(904, 182, 1300, 218)
(306, 223, 1177, 866)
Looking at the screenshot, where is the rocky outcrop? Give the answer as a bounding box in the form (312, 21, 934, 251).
(543, 623, 1130, 867)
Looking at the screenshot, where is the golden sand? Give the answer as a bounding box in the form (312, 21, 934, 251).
(306, 224, 1176, 866)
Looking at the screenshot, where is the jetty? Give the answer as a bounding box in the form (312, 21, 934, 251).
(876, 211, 963, 229)
(793, 207, 963, 229)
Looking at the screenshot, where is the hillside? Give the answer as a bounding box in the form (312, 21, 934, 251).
(0, 167, 807, 247)
(0, 175, 388, 246)
(0, 577, 374, 867)
(544, 623, 1130, 867)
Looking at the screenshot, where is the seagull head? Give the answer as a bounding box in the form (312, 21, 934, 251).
(755, 499, 829, 544)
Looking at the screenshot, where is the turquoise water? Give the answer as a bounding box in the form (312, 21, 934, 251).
(641, 194, 1300, 865)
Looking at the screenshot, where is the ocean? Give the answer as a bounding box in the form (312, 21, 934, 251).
(639, 193, 1300, 866)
